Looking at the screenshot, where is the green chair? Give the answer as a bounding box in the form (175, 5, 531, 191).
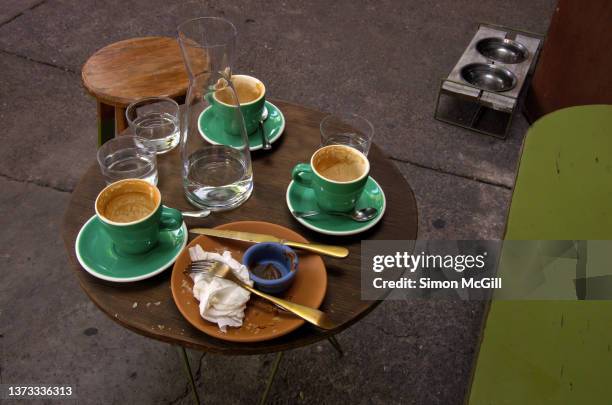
(468, 105, 612, 404)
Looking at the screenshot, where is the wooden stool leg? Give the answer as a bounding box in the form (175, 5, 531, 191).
(115, 106, 127, 135)
(97, 101, 115, 146)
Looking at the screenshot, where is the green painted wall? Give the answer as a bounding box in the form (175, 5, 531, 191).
(469, 105, 612, 404)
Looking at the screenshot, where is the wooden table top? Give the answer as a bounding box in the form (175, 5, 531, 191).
(82, 36, 189, 107)
(62, 100, 418, 355)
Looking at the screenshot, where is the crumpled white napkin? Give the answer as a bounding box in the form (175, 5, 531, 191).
(188, 245, 252, 332)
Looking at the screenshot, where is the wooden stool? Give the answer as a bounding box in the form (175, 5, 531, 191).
(82, 36, 189, 145)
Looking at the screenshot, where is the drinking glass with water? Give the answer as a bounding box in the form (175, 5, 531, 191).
(126, 97, 180, 154)
(320, 113, 374, 156)
(97, 135, 158, 185)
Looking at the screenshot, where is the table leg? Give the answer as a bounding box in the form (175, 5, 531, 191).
(97, 101, 115, 146)
(176, 346, 201, 405)
(115, 106, 127, 135)
(259, 352, 284, 405)
(327, 335, 344, 357)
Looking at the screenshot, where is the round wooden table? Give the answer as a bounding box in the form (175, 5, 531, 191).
(82, 36, 189, 145)
(62, 100, 418, 401)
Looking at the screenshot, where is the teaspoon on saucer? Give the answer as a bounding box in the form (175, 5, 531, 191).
(292, 207, 378, 222)
(260, 106, 271, 150)
(181, 209, 212, 219)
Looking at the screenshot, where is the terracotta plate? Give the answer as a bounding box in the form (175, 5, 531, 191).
(171, 221, 328, 342)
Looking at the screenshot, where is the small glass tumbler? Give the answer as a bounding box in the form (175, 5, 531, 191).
(97, 136, 158, 185)
(126, 97, 180, 154)
(320, 113, 374, 156)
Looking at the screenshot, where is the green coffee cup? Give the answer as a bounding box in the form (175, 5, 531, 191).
(95, 179, 183, 255)
(292, 145, 370, 212)
(212, 74, 266, 136)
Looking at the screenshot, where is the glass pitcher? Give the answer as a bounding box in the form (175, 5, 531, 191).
(177, 17, 253, 210)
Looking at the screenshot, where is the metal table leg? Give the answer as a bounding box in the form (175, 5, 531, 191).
(177, 346, 201, 405)
(259, 352, 284, 405)
(175, 340, 339, 405)
(327, 335, 344, 357)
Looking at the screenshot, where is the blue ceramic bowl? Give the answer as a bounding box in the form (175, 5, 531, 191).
(242, 242, 298, 294)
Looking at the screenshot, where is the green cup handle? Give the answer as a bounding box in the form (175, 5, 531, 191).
(292, 163, 314, 188)
(205, 92, 214, 105)
(160, 206, 183, 231)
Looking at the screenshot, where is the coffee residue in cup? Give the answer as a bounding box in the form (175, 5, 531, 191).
(103, 192, 155, 223)
(97, 180, 159, 223)
(314, 145, 367, 182)
(215, 76, 263, 105)
(251, 262, 283, 280)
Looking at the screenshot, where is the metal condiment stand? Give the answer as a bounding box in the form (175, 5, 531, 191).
(434, 23, 543, 138)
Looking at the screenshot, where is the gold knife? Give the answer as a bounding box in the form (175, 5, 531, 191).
(189, 228, 349, 258)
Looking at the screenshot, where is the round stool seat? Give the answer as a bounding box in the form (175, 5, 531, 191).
(82, 36, 188, 107)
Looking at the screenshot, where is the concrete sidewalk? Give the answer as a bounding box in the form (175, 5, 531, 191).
(0, 1, 554, 403)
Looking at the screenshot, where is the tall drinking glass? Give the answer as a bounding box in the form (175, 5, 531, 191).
(177, 17, 253, 211)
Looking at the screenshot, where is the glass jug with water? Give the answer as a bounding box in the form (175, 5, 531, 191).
(177, 17, 253, 211)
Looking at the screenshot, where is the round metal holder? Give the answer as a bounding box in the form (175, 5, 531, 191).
(460, 63, 518, 92)
(476, 37, 529, 64)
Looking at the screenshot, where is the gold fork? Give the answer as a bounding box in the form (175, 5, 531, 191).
(185, 259, 337, 330)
